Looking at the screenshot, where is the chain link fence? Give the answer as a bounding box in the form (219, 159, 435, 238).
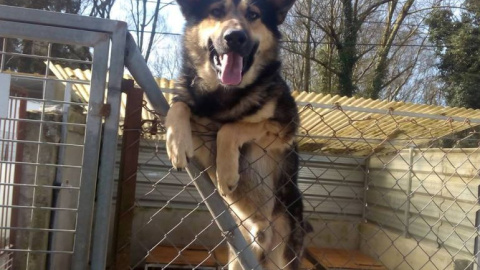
(112, 86, 480, 270)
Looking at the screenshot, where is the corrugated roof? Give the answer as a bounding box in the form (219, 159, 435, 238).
(49, 64, 480, 156)
(293, 91, 480, 155)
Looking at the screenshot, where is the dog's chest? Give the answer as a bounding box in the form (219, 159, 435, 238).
(190, 85, 274, 123)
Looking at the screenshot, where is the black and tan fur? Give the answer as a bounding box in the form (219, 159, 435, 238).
(165, 0, 310, 268)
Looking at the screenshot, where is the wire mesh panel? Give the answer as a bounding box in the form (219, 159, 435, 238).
(117, 86, 480, 270)
(0, 36, 92, 269)
(0, 6, 127, 270)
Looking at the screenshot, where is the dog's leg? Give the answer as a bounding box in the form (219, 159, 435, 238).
(228, 246, 243, 270)
(264, 215, 293, 270)
(216, 121, 283, 196)
(165, 102, 194, 169)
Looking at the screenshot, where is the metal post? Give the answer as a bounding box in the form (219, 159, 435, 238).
(475, 210, 480, 269)
(362, 157, 370, 222)
(10, 95, 26, 267)
(403, 146, 414, 238)
(90, 22, 127, 270)
(111, 81, 143, 270)
(124, 32, 262, 270)
(71, 40, 110, 270)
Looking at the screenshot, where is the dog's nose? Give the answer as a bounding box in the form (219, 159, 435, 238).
(224, 29, 247, 51)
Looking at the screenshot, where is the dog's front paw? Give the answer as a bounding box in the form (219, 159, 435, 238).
(165, 102, 194, 170)
(166, 125, 194, 170)
(216, 169, 240, 196)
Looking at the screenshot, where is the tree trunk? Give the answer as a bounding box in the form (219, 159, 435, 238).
(367, 0, 415, 99)
(337, 0, 357, 97)
(303, 0, 312, 92)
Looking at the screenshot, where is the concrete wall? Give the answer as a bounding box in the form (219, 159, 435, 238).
(13, 111, 61, 269)
(364, 148, 480, 270)
(11, 105, 85, 270)
(49, 105, 85, 269)
(360, 223, 473, 270)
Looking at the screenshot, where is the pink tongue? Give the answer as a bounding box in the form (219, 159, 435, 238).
(220, 52, 243, 85)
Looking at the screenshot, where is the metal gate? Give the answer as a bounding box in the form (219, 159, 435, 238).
(0, 5, 126, 269)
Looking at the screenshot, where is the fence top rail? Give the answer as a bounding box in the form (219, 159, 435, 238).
(0, 4, 126, 33)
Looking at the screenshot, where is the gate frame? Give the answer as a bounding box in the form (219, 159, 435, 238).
(0, 5, 127, 270)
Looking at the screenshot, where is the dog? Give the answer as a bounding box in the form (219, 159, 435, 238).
(165, 0, 310, 269)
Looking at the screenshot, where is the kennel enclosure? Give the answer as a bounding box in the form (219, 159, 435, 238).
(0, 4, 479, 270)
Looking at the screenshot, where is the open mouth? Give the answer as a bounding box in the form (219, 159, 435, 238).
(209, 40, 258, 86)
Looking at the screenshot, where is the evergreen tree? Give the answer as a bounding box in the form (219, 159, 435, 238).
(427, 0, 480, 109)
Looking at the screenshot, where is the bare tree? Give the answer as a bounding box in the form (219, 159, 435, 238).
(128, 0, 173, 62)
(86, 0, 116, 18)
(151, 36, 182, 80)
(281, 0, 452, 103)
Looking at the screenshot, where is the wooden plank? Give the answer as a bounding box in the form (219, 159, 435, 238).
(213, 246, 229, 266)
(301, 257, 317, 270)
(212, 246, 317, 269)
(146, 245, 218, 267)
(307, 248, 386, 270)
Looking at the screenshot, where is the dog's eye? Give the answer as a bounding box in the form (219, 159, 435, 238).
(246, 10, 260, 21)
(210, 7, 225, 18)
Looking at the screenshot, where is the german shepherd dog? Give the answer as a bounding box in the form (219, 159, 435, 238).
(165, 0, 309, 268)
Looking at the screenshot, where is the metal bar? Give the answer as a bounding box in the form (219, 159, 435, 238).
(0, 139, 84, 148)
(0, 182, 79, 190)
(0, 74, 9, 118)
(0, 118, 86, 127)
(1, 248, 72, 254)
(9, 74, 90, 85)
(475, 210, 480, 268)
(125, 32, 262, 270)
(296, 101, 480, 124)
(403, 146, 414, 238)
(9, 96, 88, 106)
(0, 51, 92, 65)
(0, 205, 76, 211)
(0, 161, 82, 169)
(362, 157, 370, 221)
(0, 37, 6, 71)
(0, 4, 122, 33)
(0, 20, 109, 47)
(71, 39, 110, 270)
(9, 97, 26, 266)
(0, 227, 75, 233)
(111, 83, 143, 270)
(90, 23, 128, 270)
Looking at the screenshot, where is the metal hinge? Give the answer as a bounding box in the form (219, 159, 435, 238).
(100, 104, 111, 117)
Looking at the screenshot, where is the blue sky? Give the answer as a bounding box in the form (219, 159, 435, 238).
(110, 0, 185, 34)
(109, 0, 185, 77)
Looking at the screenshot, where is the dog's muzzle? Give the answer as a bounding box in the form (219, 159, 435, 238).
(210, 29, 256, 86)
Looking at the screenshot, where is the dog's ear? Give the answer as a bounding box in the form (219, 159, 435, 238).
(176, 0, 198, 18)
(269, 0, 296, 24)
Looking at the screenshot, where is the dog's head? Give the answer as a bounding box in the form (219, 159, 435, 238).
(177, 0, 295, 89)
